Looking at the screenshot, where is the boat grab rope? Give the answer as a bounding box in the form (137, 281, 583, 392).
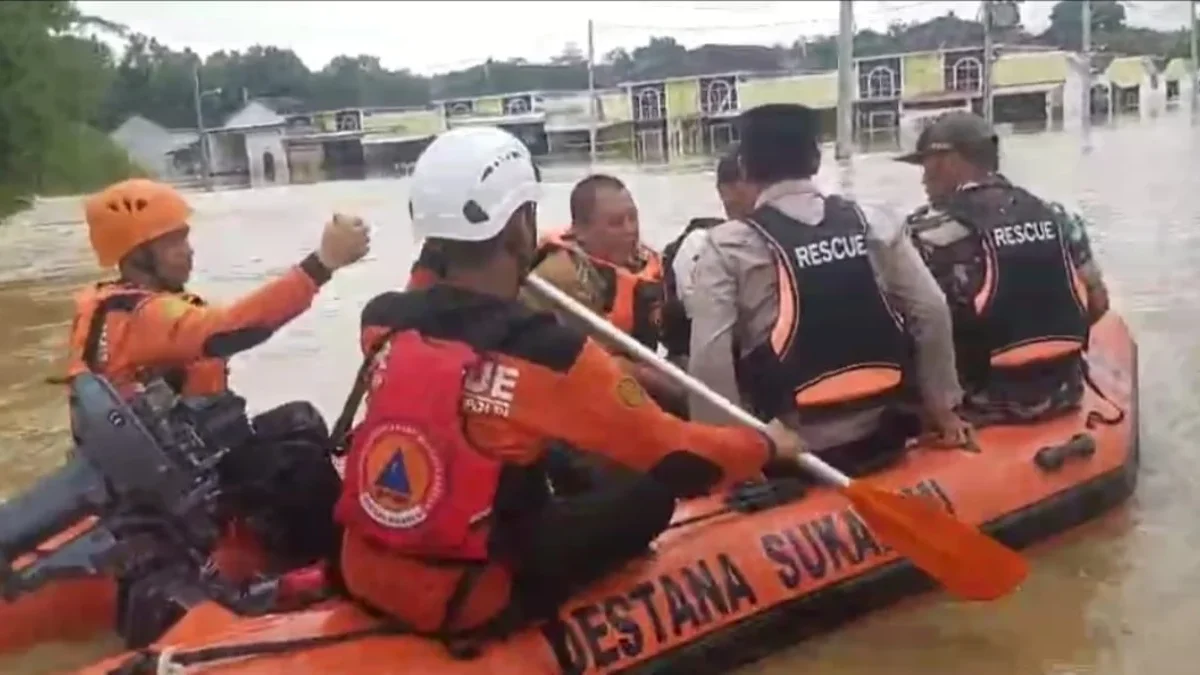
(1081, 357, 1126, 429)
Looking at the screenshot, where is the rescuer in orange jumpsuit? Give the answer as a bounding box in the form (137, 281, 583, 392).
(65, 178, 369, 593)
(67, 178, 369, 399)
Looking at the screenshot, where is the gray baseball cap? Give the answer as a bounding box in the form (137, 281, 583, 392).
(895, 110, 998, 164)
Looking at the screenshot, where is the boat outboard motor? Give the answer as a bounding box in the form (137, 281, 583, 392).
(0, 373, 318, 647)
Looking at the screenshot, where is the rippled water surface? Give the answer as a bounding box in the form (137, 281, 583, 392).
(2, 116, 1198, 674)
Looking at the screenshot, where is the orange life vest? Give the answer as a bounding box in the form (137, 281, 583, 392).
(535, 229, 664, 348)
(335, 330, 503, 563)
(65, 281, 227, 397)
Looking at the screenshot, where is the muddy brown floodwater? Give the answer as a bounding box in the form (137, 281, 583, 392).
(1, 116, 1198, 675)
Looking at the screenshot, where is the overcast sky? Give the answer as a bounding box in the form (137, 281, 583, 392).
(77, 1, 1194, 75)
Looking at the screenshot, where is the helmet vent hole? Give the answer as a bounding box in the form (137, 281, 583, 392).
(135, 198, 148, 211)
(462, 200, 489, 225)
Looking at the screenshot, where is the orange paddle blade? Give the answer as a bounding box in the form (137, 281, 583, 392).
(842, 480, 1029, 601)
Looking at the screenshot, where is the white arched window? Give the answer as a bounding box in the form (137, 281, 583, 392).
(636, 87, 663, 120)
(703, 79, 732, 114)
(449, 102, 472, 116)
(335, 111, 360, 131)
(951, 57, 983, 92)
(867, 66, 897, 98)
(505, 97, 530, 115)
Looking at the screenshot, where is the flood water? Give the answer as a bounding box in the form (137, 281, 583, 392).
(2, 115, 1198, 674)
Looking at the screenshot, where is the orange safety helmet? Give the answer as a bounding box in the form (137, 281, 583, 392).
(84, 179, 193, 268)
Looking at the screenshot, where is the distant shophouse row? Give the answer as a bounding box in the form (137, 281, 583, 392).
(112, 49, 1194, 185)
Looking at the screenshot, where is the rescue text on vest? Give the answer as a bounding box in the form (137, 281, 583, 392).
(991, 220, 1057, 248)
(794, 234, 868, 270)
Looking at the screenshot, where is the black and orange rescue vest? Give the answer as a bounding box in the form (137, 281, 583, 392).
(941, 180, 1088, 370)
(335, 331, 503, 563)
(535, 231, 664, 349)
(738, 197, 908, 419)
(66, 281, 223, 397)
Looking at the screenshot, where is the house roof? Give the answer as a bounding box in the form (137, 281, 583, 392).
(246, 96, 306, 115)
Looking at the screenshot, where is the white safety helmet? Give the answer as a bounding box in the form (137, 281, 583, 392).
(408, 126, 541, 243)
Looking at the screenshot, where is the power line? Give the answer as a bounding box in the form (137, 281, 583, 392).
(640, 2, 785, 13)
(592, 1, 968, 36)
(594, 19, 835, 33)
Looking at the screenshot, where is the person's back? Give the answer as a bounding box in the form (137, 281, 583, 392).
(334, 127, 798, 645)
(660, 216, 721, 363)
(661, 144, 758, 365)
(899, 111, 1107, 423)
(687, 104, 967, 473)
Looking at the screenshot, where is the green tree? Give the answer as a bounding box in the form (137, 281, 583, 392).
(100, 34, 201, 129)
(311, 55, 428, 109)
(1046, 0, 1127, 49)
(0, 1, 138, 218)
(203, 46, 313, 121)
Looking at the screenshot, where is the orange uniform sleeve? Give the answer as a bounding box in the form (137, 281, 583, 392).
(124, 265, 320, 365)
(467, 339, 771, 489)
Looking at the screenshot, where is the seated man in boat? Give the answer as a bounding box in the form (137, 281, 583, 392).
(68, 178, 368, 630)
(661, 144, 759, 366)
(520, 173, 685, 412)
(687, 104, 970, 476)
(335, 126, 802, 647)
(898, 111, 1110, 425)
(71, 178, 368, 401)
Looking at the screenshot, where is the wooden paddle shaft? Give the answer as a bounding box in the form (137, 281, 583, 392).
(525, 274, 851, 488)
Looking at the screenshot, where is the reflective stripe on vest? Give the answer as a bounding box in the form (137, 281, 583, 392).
(335, 330, 502, 562)
(739, 198, 908, 417)
(944, 181, 1088, 369)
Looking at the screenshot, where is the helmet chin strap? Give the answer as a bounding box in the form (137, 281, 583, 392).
(511, 205, 538, 279)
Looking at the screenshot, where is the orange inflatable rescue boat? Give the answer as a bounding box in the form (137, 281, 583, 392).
(0, 519, 116, 654)
(73, 313, 1140, 675)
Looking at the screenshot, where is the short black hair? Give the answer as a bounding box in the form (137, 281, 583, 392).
(739, 104, 821, 184)
(715, 144, 742, 186)
(569, 173, 626, 226)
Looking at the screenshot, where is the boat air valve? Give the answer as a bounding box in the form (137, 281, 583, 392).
(1032, 433, 1096, 472)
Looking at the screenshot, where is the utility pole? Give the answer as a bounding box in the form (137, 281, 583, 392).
(587, 19, 598, 165)
(835, 0, 854, 160)
(982, 1, 995, 126)
(1190, 0, 1198, 123)
(192, 66, 213, 192)
(1081, 0, 1092, 152)
(982, 1, 1020, 126)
